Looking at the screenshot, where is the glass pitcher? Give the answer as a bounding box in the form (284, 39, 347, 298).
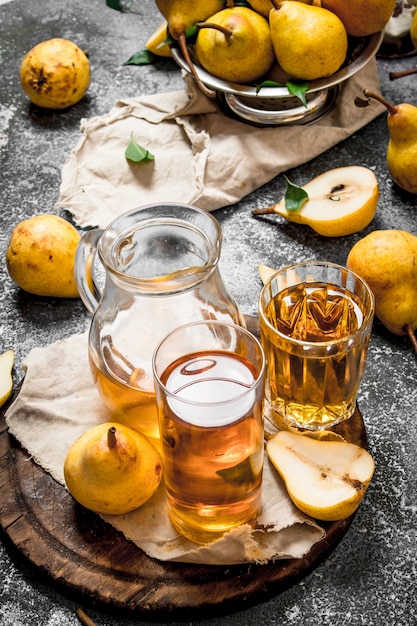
(74, 203, 245, 444)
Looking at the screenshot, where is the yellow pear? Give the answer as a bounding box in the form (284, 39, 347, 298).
(321, 0, 396, 37)
(247, 0, 274, 17)
(269, 1, 348, 81)
(267, 430, 375, 521)
(0, 350, 14, 408)
(155, 0, 224, 39)
(363, 90, 417, 194)
(248, 0, 317, 15)
(20, 38, 90, 109)
(253, 166, 379, 237)
(155, 0, 225, 97)
(64, 422, 163, 515)
(346, 230, 417, 348)
(195, 7, 274, 83)
(6, 214, 80, 298)
(145, 21, 172, 57)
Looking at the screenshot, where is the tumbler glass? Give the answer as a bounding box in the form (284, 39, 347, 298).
(259, 261, 374, 431)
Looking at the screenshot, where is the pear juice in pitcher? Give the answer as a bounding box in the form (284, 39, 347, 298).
(89, 349, 159, 442)
(74, 204, 245, 444)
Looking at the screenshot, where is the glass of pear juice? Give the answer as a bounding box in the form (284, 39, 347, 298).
(152, 320, 266, 545)
(258, 261, 375, 432)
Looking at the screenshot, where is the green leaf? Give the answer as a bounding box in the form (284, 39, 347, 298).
(123, 49, 157, 66)
(125, 136, 155, 163)
(286, 81, 309, 108)
(106, 0, 123, 10)
(185, 25, 199, 40)
(254, 80, 309, 108)
(158, 34, 174, 49)
(284, 176, 309, 212)
(255, 80, 283, 94)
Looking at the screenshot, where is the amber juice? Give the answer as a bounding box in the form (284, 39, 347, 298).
(89, 348, 160, 443)
(260, 281, 372, 431)
(157, 350, 264, 545)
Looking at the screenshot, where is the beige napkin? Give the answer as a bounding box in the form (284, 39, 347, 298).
(5, 332, 325, 565)
(57, 60, 385, 229)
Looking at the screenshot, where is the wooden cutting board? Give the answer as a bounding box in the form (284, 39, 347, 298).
(0, 316, 369, 619)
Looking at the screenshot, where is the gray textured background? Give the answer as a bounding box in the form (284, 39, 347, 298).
(1, 1, 416, 625)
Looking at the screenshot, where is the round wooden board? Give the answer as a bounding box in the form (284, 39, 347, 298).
(0, 317, 369, 619)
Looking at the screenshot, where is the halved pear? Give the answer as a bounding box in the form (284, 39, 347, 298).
(145, 21, 172, 57)
(254, 166, 379, 237)
(266, 430, 375, 521)
(0, 349, 14, 408)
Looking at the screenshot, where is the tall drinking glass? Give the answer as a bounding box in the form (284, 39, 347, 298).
(153, 320, 265, 545)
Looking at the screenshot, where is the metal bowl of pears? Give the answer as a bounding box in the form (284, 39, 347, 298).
(171, 30, 383, 126)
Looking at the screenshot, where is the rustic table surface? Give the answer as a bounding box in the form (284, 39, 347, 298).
(1, 1, 416, 625)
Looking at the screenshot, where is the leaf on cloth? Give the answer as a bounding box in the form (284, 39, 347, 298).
(125, 135, 155, 163)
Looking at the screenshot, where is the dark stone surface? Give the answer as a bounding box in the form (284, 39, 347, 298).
(1, 1, 417, 625)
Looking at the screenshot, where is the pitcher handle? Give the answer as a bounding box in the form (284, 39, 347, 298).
(74, 228, 104, 314)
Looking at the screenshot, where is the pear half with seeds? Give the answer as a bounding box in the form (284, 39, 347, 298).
(267, 430, 375, 521)
(253, 166, 379, 237)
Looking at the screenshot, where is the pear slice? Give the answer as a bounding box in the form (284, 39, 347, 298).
(253, 166, 379, 237)
(266, 430, 375, 521)
(258, 263, 277, 285)
(0, 349, 14, 408)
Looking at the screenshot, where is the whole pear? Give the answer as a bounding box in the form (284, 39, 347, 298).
(64, 422, 163, 515)
(155, 0, 225, 97)
(269, 1, 348, 81)
(6, 214, 80, 298)
(247, 0, 274, 18)
(321, 0, 396, 37)
(364, 90, 417, 194)
(346, 230, 417, 348)
(195, 7, 274, 83)
(20, 38, 90, 109)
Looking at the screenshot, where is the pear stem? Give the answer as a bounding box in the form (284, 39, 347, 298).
(197, 22, 234, 44)
(252, 205, 278, 215)
(108, 426, 117, 449)
(177, 33, 216, 99)
(76, 608, 98, 626)
(405, 324, 417, 353)
(389, 67, 417, 81)
(363, 89, 397, 115)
